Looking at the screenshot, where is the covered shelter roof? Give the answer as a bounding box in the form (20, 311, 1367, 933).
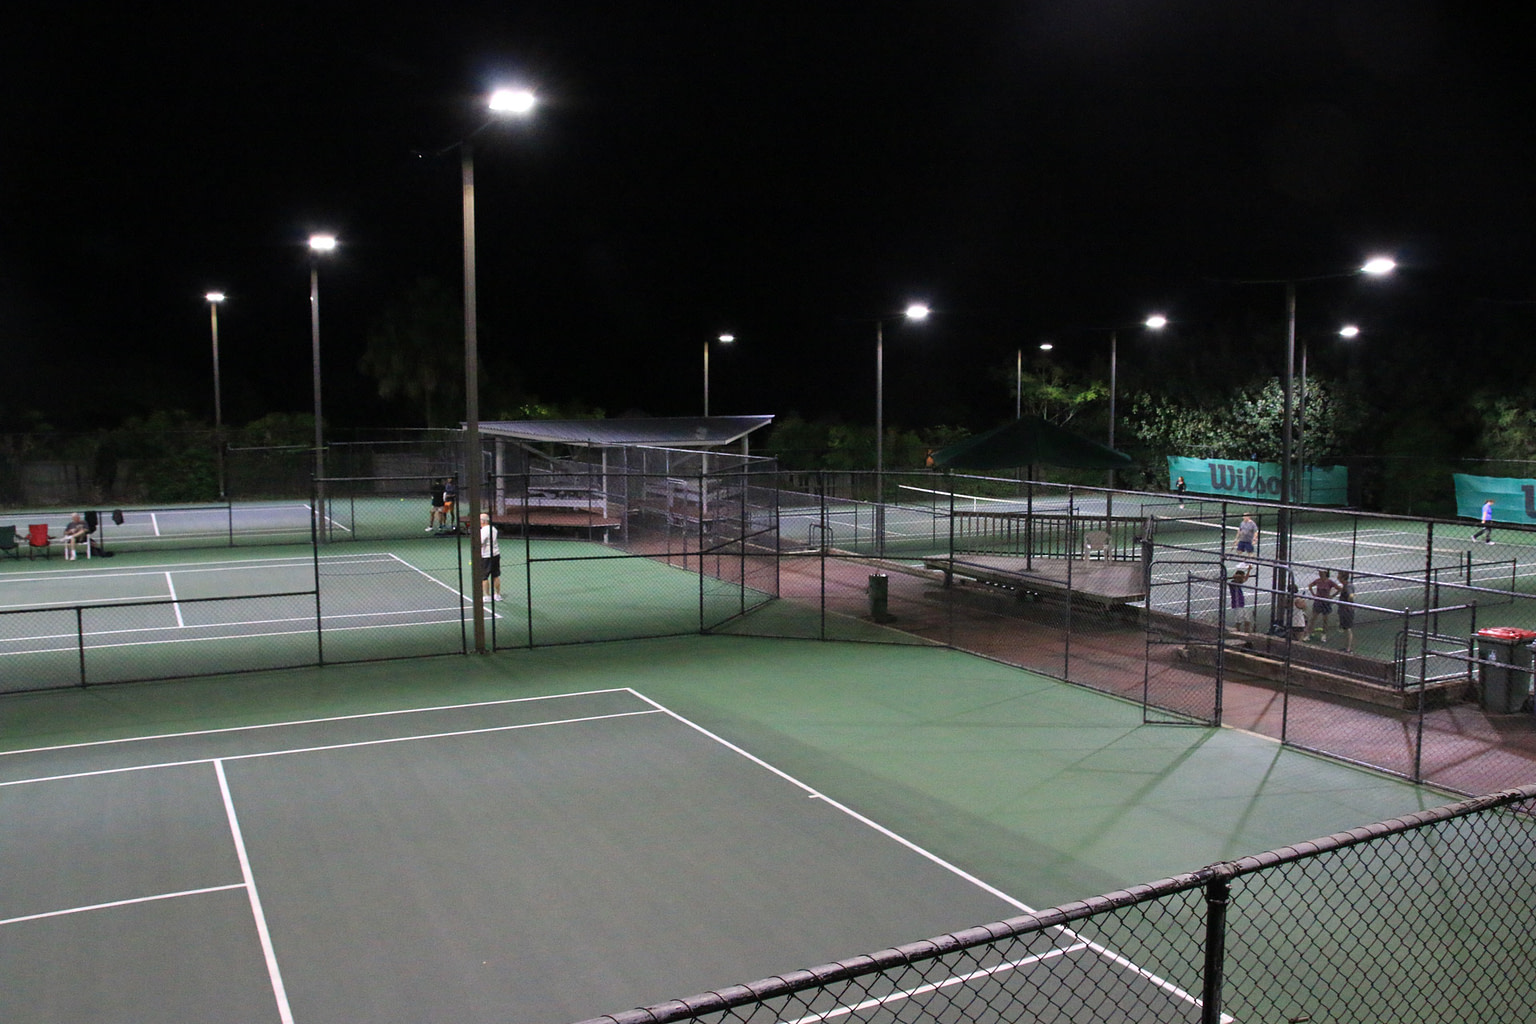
(477, 415, 774, 449)
(927, 417, 1132, 471)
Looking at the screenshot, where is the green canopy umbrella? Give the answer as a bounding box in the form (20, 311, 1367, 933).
(927, 417, 1132, 472)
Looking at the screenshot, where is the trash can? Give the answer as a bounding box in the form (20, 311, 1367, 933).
(1475, 628, 1536, 713)
(868, 573, 892, 623)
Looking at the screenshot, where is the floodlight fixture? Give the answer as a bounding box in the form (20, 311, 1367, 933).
(489, 88, 537, 115)
(1361, 256, 1395, 276)
(704, 332, 738, 415)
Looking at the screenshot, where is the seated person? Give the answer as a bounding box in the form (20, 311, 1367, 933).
(61, 513, 89, 560)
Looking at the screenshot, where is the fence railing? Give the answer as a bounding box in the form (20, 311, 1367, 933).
(574, 785, 1536, 1024)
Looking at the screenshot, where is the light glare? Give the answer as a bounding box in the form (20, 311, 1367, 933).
(308, 234, 337, 253)
(1361, 256, 1395, 276)
(206, 291, 225, 303)
(1039, 342, 1053, 351)
(904, 303, 930, 321)
(489, 88, 537, 115)
(718, 334, 735, 343)
(1339, 325, 1361, 338)
(1144, 314, 1168, 329)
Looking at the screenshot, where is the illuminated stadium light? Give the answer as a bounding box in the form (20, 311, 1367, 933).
(489, 88, 536, 115)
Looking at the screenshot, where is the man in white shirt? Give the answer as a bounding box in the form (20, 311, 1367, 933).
(479, 512, 501, 602)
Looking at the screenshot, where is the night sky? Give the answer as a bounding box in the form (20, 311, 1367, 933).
(3, 2, 1531, 432)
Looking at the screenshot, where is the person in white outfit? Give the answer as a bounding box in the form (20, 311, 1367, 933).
(479, 512, 501, 602)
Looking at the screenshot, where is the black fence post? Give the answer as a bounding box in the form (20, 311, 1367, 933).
(76, 606, 87, 687)
(1200, 875, 1230, 1024)
(311, 478, 324, 666)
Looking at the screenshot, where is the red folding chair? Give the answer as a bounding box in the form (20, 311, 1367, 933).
(27, 523, 51, 559)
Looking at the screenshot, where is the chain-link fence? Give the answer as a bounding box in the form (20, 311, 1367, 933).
(734, 472, 1536, 793)
(7, 437, 1535, 793)
(482, 446, 779, 649)
(0, 472, 469, 693)
(574, 785, 1536, 1024)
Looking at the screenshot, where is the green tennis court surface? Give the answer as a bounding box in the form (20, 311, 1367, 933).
(0, 548, 469, 684)
(1, 536, 766, 688)
(0, 633, 1470, 1023)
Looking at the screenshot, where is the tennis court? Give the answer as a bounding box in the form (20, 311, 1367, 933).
(0, 683, 1228, 1024)
(2, 502, 322, 553)
(1143, 511, 1536, 665)
(3, 630, 1508, 1023)
(0, 546, 471, 687)
(0, 529, 765, 690)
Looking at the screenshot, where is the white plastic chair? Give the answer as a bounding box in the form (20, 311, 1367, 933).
(1082, 530, 1110, 560)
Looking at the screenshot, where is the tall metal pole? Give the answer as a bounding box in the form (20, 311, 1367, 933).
(209, 297, 225, 498)
(703, 338, 710, 417)
(1297, 341, 1309, 504)
(463, 142, 486, 653)
(1015, 347, 1022, 420)
(309, 263, 325, 537)
(1107, 329, 1118, 504)
(1274, 281, 1296, 623)
(875, 318, 885, 556)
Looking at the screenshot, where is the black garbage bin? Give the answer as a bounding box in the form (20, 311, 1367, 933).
(1475, 628, 1536, 714)
(868, 573, 893, 623)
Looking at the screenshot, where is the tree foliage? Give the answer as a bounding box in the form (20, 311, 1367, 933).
(1124, 376, 1356, 468)
(990, 361, 1105, 426)
(1470, 393, 1536, 462)
(358, 277, 464, 427)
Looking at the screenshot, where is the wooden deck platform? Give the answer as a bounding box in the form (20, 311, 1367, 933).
(922, 554, 1146, 608)
(490, 507, 622, 534)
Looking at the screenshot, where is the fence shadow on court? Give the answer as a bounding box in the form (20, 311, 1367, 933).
(574, 785, 1536, 1024)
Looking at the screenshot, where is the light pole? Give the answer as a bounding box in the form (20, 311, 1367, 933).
(1280, 258, 1393, 513)
(307, 234, 336, 535)
(463, 86, 536, 654)
(1099, 314, 1167, 514)
(206, 291, 226, 497)
(1239, 256, 1392, 622)
(874, 303, 929, 555)
(704, 333, 734, 416)
(1107, 314, 1167, 462)
(1296, 324, 1361, 503)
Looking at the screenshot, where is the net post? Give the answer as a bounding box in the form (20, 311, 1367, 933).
(311, 476, 324, 666)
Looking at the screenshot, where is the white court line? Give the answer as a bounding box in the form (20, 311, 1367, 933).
(0, 603, 462, 647)
(0, 884, 247, 927)
(628, 690, 1218, 1019)
(0, 687, 635, 759)
(0, 689, 1220, 1021)
(215, 759, 295, 1024)
(0, 606, 471, 658)
(371, 552, 466, 600)
(164, 571, 185, 627)
(0, 708, 662, 788)
(0, 553, 397, 589)
(782, 944, 1088, 1024)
